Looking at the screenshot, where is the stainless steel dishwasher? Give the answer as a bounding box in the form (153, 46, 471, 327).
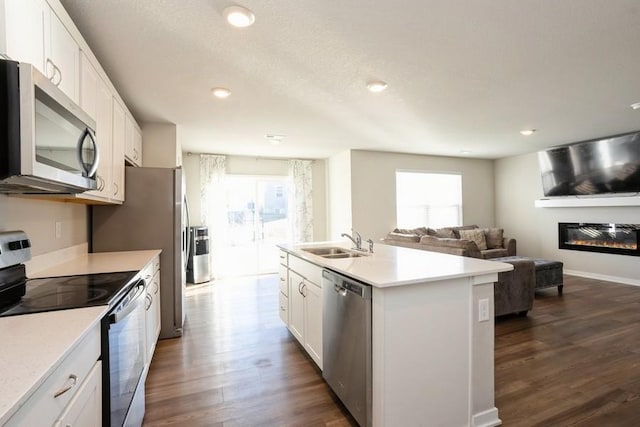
(322, 269, 372, 427)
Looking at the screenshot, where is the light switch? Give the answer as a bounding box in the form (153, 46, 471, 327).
(479, 298, 490, 322)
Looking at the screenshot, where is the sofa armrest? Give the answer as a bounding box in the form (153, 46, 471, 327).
(503, 237, 517, 256)
(494, 259, 534, 316)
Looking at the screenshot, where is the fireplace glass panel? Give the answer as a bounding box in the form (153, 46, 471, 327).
(558, 223, 640, 256)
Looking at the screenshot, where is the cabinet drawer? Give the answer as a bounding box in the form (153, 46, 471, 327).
(53, 361, 102, 427)
(279, 250, 288, 266)
(6, 323, 101, 427)
(289, 255, 322, 285)
(278, 264, 288, 296)
(278, 291, 288, 325)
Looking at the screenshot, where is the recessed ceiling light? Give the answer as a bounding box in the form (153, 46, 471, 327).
(223, 5, 255, 28)
(366, 80, 388, 93)
(265, 134, 285, 145)
(211, 87, 231, 98)
(520, 129, 536, 136)
(631, 102, 640, 110)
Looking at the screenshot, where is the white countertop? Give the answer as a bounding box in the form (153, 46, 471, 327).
(0, 249, 161, 424)
(278, 241, 513, 287)
(0, 306, 107, 425)
(31, 249, 162, 278)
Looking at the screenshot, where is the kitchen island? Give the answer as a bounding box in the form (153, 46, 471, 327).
(278, 241, 513, 427)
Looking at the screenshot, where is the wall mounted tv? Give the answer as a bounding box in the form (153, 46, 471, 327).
(538, 131, 640, 197)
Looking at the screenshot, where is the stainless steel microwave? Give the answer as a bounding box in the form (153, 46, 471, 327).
(0, 59, 99, 193)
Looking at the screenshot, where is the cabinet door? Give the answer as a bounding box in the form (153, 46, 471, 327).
(304, 280, 323, 369)
(79, 51, 97, 121)
(112, 100, 126, 202)
(45, 8, 79, 103)
(125, 115, 142, 166)
(288, 271, 305, 344)
(53, 361, 102, 427)
(278, 264, 288, 296)
(4, 0, 46, 74)
(145, 270, 161, 361)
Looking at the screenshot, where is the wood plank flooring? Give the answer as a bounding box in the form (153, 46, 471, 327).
(144, 274, 640, 426)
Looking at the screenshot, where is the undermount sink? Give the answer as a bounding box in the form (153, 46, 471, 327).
(301, 247, 365, 258)
(302, 247, 349, 256)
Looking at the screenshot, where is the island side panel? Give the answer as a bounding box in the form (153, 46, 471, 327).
(372, 277, 471, 427)
(470, 275, 501, 427)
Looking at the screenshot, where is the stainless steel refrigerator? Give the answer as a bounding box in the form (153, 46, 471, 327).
(92, 166, 190, 339)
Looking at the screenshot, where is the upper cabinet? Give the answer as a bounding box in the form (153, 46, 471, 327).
(125, 115, 143, 167)
(1, 0, 142, 204)
(45, 7, 79, 103)
(4, 0, 47, 74)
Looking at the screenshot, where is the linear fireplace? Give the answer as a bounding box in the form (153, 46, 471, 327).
(558, 223, 640, 256)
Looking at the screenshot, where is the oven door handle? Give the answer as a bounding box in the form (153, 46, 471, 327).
(110, 281, 145, 324)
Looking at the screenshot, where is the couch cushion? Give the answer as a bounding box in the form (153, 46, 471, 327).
(481, 248, 509, 259)
(393, 227, 430, 236)
(482, 228, 504, 249)
(386, 232, 421, 243)
(433, 227, 456, 238)
(459, 229, 487, 250)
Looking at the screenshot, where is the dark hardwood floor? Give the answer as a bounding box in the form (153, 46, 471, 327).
(144, 273, 640, 426)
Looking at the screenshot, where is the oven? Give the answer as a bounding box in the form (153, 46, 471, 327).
(102, 277, 147, 427)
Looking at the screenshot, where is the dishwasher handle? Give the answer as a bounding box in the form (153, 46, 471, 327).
(323, 269, 371, 299)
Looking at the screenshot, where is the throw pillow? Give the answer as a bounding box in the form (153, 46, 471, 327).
(482, 228, 504, 249)
(434, 227, 456, 239)
(458, 229, 487, 251)
(452, 224, 479, 239)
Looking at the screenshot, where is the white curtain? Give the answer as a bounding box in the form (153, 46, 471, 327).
(200, 154, 227, 245)
(288, 159, 314, 243)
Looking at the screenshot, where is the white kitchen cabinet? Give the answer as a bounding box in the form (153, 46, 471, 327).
(3, 0, 47, 73)
(44, 6, 79, 103)
(53, 361, 102, 427)
(5, 324, 101, 427)
(303, 278, 322, 367)
(125, 114, 143, 167)
(145, 267, 161, 362)
(286, 255, 323, 369)
(112, 99, 126, 202)
(79, 51, 98, 121)
(288, 270, 305, 344)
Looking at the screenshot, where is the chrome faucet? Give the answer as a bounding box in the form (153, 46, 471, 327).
(341, 230, 362, 251)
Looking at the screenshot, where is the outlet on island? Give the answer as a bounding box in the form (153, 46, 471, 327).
(478, 298, 490, 322)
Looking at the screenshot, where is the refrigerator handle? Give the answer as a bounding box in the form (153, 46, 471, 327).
(184, 195, 191, 271)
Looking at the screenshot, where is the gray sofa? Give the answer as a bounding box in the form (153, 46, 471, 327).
(381, 225, 516, 259)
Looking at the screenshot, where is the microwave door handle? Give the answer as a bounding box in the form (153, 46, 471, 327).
(110, 281, 145, 324)
(76, 128, 100, 177)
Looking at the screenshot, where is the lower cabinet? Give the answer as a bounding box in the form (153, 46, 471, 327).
(6, 324, 101, 427)
(143, 256, 161, 364)
(286, 258, 323, 369)
(53, 361, 102, 427)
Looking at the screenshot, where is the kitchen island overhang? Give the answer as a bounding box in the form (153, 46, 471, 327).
(278, 241, 513, 427)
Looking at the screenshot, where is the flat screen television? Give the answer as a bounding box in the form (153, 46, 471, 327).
(538, 131, 640, 197)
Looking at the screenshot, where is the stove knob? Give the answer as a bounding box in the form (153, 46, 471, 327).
(8, 240, 22, 251)
(21, 239, 31, 248)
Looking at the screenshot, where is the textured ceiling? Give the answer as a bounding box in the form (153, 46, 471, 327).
(60, 0, 640, 159)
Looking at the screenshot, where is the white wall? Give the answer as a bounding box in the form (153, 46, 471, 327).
(182, 154, 327, 241)
(495, 152, 640, 283)
(0, 196, 87, 256)
(327, 150, 353, 240)
(348, 150, 496, 241)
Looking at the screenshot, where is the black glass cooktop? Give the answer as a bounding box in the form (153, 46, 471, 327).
(0, 270, 139, 317)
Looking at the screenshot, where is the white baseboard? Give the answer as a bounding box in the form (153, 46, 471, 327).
(565, 269, 640, 287)
(472, 407, 502, 427)
(25, 243, 88, 277)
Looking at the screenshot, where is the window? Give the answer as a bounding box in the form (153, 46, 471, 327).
(396, 171, 462, 229)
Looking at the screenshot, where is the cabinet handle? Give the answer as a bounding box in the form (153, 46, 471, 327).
(45, 59, 62, 87)
(145, 293, 152, 311)
(280, 306, 286, 311)
(133, 148, 139, 160)
(154, 280, 159, 295)
(301, 283, 307, 298)
(145, 274, 152, 280)
(113, 182, 119, 196)
(53, 374, 78, 398)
